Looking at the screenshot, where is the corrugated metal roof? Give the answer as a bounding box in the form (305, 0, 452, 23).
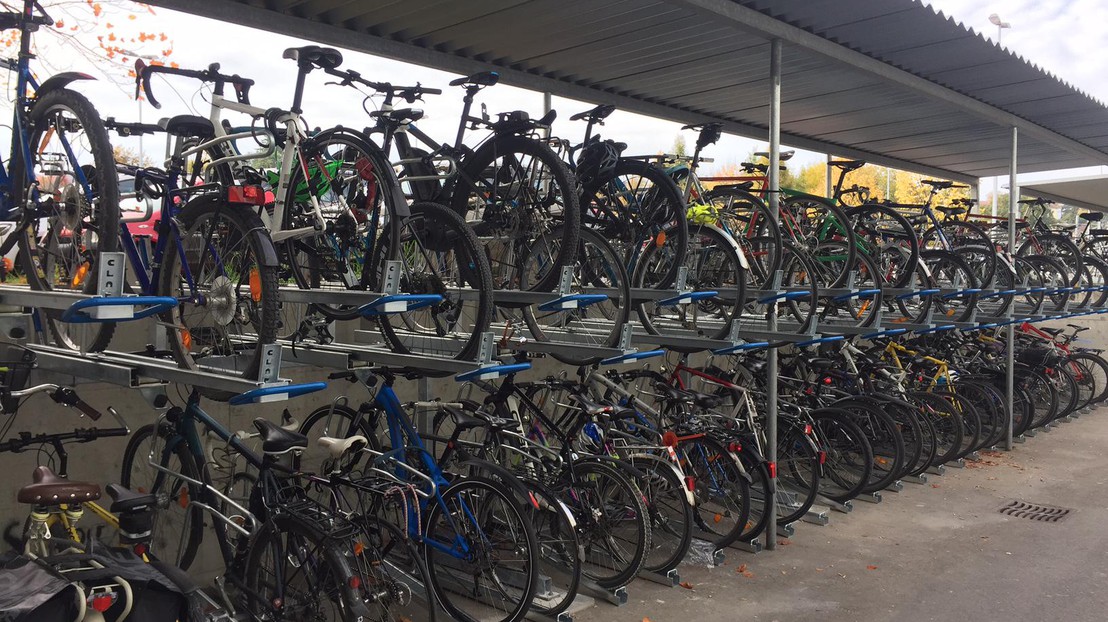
(148, 0, 1108, 183)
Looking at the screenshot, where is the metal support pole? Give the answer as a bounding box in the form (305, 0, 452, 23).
(992, 176, 999, 218)
(1006, 126, 1018, 451)
(543, 92, 553, 139)
(825, 153, 833, 199)
(765, 38, 782, 550)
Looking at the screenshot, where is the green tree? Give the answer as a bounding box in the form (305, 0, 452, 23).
(671, 135, 687, 158)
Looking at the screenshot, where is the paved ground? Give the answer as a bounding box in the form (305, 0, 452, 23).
(576, 405, 1108, 622)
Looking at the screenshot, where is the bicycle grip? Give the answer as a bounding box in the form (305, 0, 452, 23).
(134, 59, 161, 109)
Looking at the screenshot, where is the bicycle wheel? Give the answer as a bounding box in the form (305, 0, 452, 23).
(357, 514, 436, 622)
(869, 395, 926, 480)
(281, 127, 403, 320)
(922, 220, 996, 286)
(779, 195, 857, 289)
(1048, 363, 1079, 421)
(676, 433, 752, 549)
(922, 249, 978, 323)
(1080, 254, 1108, 309)
(521, 226, 630, 364)
(908, 392, 964, 465)
(634, 224, 746, 345)
(423, 477, 538, 622)
(1069, 351, 1108, 404)
(832, 398, 904, 493)
(373, 201, 494, 361)
(1017, 232, 1083, 286)
(731, 439, 772, 541)
(1025, 255, 1072, 313)
(776, 418, 821, 525)
(451, 134, 580, 294)
(1062, 356, 1096, 412)
(847, 204, 920, 289)
(584, 158, 688, 289)
(892, 257, 935, 323)
(935, 390, 981, 460)
(707, 187, 781, 290)
(244, 512, 368, 621)
(629, 454, 693, 574)
(157, 195, 279, 398)
(817, 242, 882, 328)
(521, 478, 581, 617)
(559, 460, 650, 589)
(17, 88, 121, 352)
(810, 408, 873, 503)
(119, 423, 204, 571)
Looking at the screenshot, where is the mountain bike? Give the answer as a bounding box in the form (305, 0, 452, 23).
(0, 1, 121, 352)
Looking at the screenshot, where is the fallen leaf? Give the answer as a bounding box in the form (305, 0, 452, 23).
(931, 484, 941, 488)
(777, 539, 791, 546)
(643, 618, 652, 622)
(679, 581, 694, 590)
(737, 563, 749, 573)
(867, 565, 878, 570)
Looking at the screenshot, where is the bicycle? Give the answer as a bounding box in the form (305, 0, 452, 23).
(135, 49, 495, 361)
(0, 1, 121, 353)
(119, 383, 382, 620)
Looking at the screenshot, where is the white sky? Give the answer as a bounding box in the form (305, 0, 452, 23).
(31, 0, 1108, 194)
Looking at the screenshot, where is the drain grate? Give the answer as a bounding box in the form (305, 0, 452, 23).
(998, 500, 1072, 523)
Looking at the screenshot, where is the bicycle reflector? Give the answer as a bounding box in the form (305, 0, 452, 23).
(767, 461, 777, 478)
(728, 441, 742, 452)
(90, 593, 115, 613)
(226, 184, 267, 205)
(662, 430, 679, 447)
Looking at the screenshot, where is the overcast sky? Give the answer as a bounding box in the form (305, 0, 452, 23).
(31, 0, 1108, 192)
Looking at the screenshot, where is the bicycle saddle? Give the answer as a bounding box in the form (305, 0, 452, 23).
(1080, 212, 1104, 222)
(1039, 327, 1064, 337)
(755, 150, 795, 162)
(829, 159, 864, 171)
(105, 483, 156, 513)
(569, 392, 613, 416)
(18, 466, 100, 505)
(1066, 324, 1089, 333)
(252, 418, 308, 455)
(159, 115, 215, 140)
(317, 435, 369, 461)
(569, 103, 616, 122)
(440, 405, 516, 432)
(369, 107, 424, 124)
(449, 71, 499, 88)
(710, 181, 756, 194)
(922, 179, 955, 189)
(935, 206, 966, 216)
(283, 45, 343, 70)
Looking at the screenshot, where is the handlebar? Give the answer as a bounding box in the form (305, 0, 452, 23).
(7, 384, 106, 421)
(323, 67, 442, 102)
(104, 117, 163, 137)
(135, 59, 254, 110)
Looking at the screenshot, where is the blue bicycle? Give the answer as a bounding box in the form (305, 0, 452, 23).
(0, 1, 121, 352)
(299, 366, 540, 622)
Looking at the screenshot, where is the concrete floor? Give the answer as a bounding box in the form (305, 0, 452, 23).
(577, 404, 1108, 622)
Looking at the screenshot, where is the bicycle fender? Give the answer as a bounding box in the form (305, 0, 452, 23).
(36, 72, 95, 98)
(575, 455, 647, 481)
(627, 452, 695, 507)
(698, 221, 750, 270)
(456, 456, 535, 504)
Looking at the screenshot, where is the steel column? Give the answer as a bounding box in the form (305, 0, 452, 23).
(765, 37, 782, 551)
(825, 153, 833, 199)
(1006, 126, 1018, 451)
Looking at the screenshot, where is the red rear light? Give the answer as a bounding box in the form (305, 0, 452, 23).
(91, 595, 114, 613)
(684, 476, 696, 492)
(823, 377, 832, 385)
(728, 441, 742, 452)
(133, 543, 148, 557)
(804, 424, 813, 435)
(226, 184, 267, 206)
(528, 491, 540, 510)
(662, 430, 679, 447)
(767, 461, 777, 478)
(348, 576, 362, 590)
(819, 451, 827, 465)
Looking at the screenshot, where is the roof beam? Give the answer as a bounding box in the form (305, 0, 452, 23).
(146, 0, 979, 183)
(670, 0, 1108, 167)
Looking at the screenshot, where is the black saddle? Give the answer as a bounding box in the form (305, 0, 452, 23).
(105, 483, 156, 513)
(160, 115, 215, 140)
(442, 405, 515, 432)
(252, 418, 308, 455)
(450, 71, 499, 88)
(571, 392, 613, 416)
(935, 206, 966, 216)
(570, 104, 616, 122)
(755, 150, 795, 162)
(283, 45, 343, 70)
(1079, 212, 1104, 222)
(830, 159, 865, 171)
(370, 108, 424, 125)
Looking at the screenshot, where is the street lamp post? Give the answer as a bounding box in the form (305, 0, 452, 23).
(989, 13, 1011, 46)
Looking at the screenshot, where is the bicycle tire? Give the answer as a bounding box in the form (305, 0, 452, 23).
(922, 220, 997, 287)
(374, 200, 495, 361)
(775, 418, 822, 525)
(630, 454, 693, 574)
(559, 460, 649, 589)
(1068, 351, 1108, 404)
(677, 433, 753, 548)
(1017, 232, 1083, 286)
(244, 512, 369, 621)
(521, 226, 630, 364)
(17, 88, 121, 353)
(157, 195, 279, 399)
(921, 249, 979, 323)
(450, 134, 581, 294)
(423, 476, 539, 622)
(780, 194, 857, 289)
(908, 392, 964, 465)
(119, 423, 205, 571)
(935, 390, 981, 460)
(520, 478, 582, 617)
(832, 398, 905, 493)
(706, 187, 782, 290)
(634, 223, 746, 345)
(847, 203, 920, 289)
(809, 408, 873, 503)
(280, 127, 404, 321)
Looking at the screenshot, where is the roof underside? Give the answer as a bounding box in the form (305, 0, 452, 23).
(148, 0, 1108, 184)
(1022, 176, 1108, 212)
